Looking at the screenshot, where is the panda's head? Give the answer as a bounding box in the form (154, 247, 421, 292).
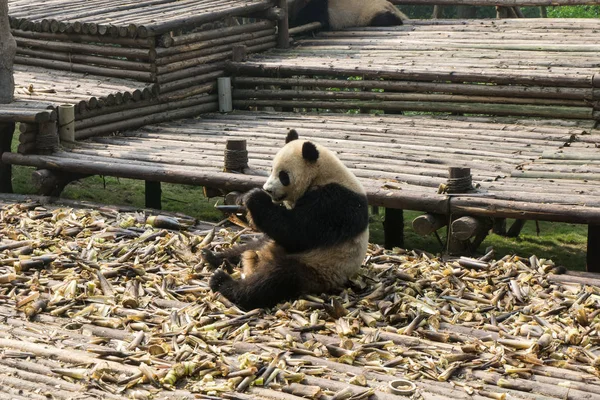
(262, 129, 322, 208)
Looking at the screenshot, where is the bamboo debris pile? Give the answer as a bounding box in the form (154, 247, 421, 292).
(0, 198, 599, 400)
(7, 110, 597, 224)
(230, 19, 600, 120)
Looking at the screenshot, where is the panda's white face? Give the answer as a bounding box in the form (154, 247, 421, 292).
(262, 136, 319, 209)
(263, 142, 315, 208)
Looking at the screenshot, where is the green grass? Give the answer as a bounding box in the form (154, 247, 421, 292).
(9, 126, 588, 271)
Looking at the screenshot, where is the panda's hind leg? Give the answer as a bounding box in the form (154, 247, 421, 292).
(209, 255, 316, 310)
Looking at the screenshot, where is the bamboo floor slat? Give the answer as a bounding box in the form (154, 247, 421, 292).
(0, 194, 598, 400)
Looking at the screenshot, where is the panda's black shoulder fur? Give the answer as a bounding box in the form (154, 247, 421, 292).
(244, 183, 368, 254)
(289, 0, 330, 28)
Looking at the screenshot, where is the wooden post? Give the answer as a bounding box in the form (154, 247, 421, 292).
(277, 0, 289, 49)
(506, 219, 527, 238)
(36, 122, 59, 155)
(0, 122, 14, 193)
(224, 139, 248, 172)
(145, 181, 162, 210)
(58, 104, 75, 142)
(587, 225, 600, 273)
(0, 0, 16, 104)
(384, 208, 404, 249)
(492, 218, 507, 236)
(218, 77, 233, 113)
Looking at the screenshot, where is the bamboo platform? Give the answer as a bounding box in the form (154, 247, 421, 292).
(5, 111, 599, 224)
(228, 18, 600, 121)
(6, 0, 279, 143)
(0, 194, 599, 399)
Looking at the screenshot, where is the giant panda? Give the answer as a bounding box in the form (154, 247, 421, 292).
(288, 0, 408, 30)
(207, 129, 369, 310)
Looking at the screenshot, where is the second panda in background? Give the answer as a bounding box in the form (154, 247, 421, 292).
(288, 0, 408, 30)
(207, 129, 370, 311)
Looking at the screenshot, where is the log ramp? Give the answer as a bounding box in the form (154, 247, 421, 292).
(0, 194, 599, 399)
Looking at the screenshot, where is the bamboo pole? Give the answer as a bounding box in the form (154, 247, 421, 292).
(159, 20, 274, 48)
(232, 99, 594, 120)
(232, 76, 592, 100)
(16, 47, 153, 72)
(15, 56, 154, 82)
(75, 94, 217, 131)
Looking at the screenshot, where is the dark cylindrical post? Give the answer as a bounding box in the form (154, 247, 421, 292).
(0, 122, 14, 193)
(588, 224, 600, 273)
(277, 0, 289, 49)
(145, 181, 162, 210)
(384, 208, 404, 250)
(224, 139, 249, 172)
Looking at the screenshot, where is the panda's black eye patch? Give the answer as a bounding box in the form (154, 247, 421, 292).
(279, 171, 290, 186)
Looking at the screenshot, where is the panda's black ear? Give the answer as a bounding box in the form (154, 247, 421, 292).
(302, 141, 319, 162)
(286, 129, 299, 144)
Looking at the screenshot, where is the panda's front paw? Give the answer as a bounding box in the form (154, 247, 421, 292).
(210, 269, 233, 292)
(244, 188, 272, 212)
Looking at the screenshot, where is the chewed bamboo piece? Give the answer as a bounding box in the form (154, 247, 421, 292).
(0, 199, 598, 399)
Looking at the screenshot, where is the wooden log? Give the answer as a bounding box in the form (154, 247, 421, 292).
(231, 100, 594, 120)
(158, 20, 274, 49)
(16, 47, 152, 72)
(412, 213, 447, 236)
(155, 28, 275, 63)
(35, 121, 58, 155)
(155, 39, 275, 75)
(145, 181, 161, 210)
(15, 56, 154, 82)
(0, 122, 14, 193)
(226, 62, 594, 88)
(156, 62, 225, 84)
(158, 70, 224, 94)
(75, 94, 217, 131)
(231, 76, 591, 101)
(14, 36, 150, 59)
(158, 82, 216, 102)
(0, 107, 55, 123)
(384, 208, 404, 249)
(17, 141, 36, 155)
(233, 88, 588, 108)
(451, 216, 481, 241)
(31, 169, 87, 197)
(588, 224, 599, 273)
(18, 130, 37, 145)
(75, 102, 219, 140)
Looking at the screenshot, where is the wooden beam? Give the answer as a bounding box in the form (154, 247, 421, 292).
(384, 208, 404, 249)
(145, 181, 162, 210)
(587, 225, 600, 273)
